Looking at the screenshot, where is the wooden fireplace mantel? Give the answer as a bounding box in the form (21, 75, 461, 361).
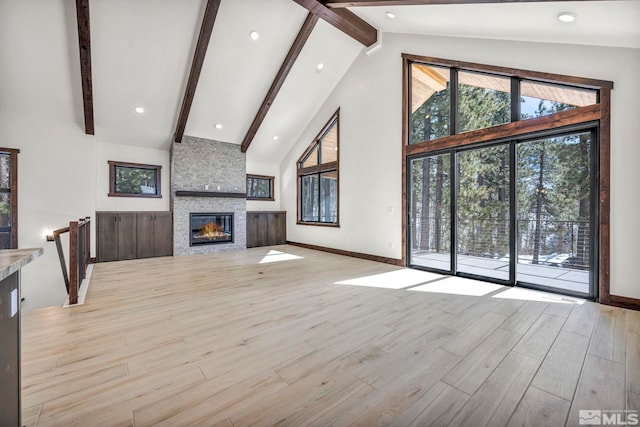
(175, 191, 247, 198)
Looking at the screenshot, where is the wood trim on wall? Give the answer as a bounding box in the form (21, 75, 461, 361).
(405, 104, 601, 156)
(108, 161, 162, 198)
(401, 56, 409, 265)
(402, 53, 614, 90)
(297, 161, 339, 176)
(287, 241, 404, 266)
(0, 148, 20, 249)
(296, 109, 341, 226)
(609, 295, 640, 312)
(246, 174, 275, 201)
(598, 88, 611, 305)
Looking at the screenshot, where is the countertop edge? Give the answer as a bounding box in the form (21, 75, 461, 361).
(0, 248, 44, 281)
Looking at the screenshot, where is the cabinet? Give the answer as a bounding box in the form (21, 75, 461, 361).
(96, 212, 136, 262)
(0, 272, 20, 426)
(97, 211, 172, 262)
(0, 248, 42, 427)
(246, 211, 286, 248)
(136, 212, 173, 259)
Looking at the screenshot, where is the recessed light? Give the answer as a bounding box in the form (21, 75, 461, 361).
(273, 135, 279, 141)
(558, 12, 576, 23)
(134, 106, 145, 114)
(316, 63, 324, 71)
(386, 12, 395, 19)
(249, 31, 259, 40)
(215, 123, 223, 129)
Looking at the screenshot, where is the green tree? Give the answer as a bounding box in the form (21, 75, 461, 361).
(115, 167, 157, 194)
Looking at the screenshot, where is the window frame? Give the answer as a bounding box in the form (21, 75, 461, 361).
(246, 174, 275, 201)
(297, 109, 340, 227)
(0, 147, 19, 249)
(407, 57, 601, 145)
(402, 53, 613, 305)
(108, 160, 162, 198)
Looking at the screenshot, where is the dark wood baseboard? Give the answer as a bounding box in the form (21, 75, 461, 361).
(609, 294, 640, 311)
(287, 241, 404, 267)
(89, 257, 96, 264)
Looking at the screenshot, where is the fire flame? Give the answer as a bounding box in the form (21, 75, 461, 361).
(197, 222, 228, 239)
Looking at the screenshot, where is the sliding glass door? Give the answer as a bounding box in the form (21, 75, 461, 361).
(516, 131, 594, 295)
(408, 153, 451, 271)
(407, 129, 596, 298)
(456, 144, 511, 281)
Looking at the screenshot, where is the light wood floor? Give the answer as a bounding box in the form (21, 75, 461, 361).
(21, 245, 640, 426)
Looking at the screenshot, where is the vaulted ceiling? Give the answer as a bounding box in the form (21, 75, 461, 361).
(1, 0, 638, 167)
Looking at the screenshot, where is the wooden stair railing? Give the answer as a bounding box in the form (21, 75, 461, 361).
(53, 217, 91, 305)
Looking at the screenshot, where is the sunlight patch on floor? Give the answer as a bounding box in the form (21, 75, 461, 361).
(259, 250, 304, 264)
(492, 286, 585, 305)
(335, 268, 443, 290)
(408, 276, 504, 296)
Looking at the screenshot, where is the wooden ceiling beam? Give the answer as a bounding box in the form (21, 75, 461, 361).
(324, 0, 610, 7)
(240, 13, 319, 153)
(75, 0, 94, 135)
(292, 0, 377, 46)
(174, 0, 221, 143)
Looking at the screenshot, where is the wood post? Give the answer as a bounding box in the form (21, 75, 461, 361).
(69, 221, 79, 305)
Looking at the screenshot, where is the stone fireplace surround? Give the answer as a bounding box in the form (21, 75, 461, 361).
(171, 136, 246, 256)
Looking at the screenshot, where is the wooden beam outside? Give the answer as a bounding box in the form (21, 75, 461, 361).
(75, 0, 94, 135)
(292, 0, 377, 46)
(240, 13, 319, 153)
(174, 0, 221, 143)
(324, 0, 613, 7)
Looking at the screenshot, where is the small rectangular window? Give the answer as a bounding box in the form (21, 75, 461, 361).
(520, 80, 597, 119)
(458, 71, 511, 133)
(246, 175, 274, 201)
(0, 148, 19, 249)
(410, 63, 450, 143)
(108, 161, 162, 198)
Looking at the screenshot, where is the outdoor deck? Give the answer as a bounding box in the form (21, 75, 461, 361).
(412, 251, 590, 295)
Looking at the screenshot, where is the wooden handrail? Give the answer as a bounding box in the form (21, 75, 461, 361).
(53, 217, 91, 305)
(52, 226, 70, 236)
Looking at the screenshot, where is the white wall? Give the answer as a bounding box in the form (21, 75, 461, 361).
(0, 111, 170, 312)
(281, 32, 640, 300)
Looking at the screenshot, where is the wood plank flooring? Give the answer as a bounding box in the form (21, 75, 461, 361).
(21, 245, 639, 426)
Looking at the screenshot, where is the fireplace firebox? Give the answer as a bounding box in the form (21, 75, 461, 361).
(190, 213, 233, 246)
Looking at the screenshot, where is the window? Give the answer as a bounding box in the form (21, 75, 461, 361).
(457, 71, 511, 133)
(297, 109, 339, 226)
(108, 161, 161, 198)
(246, 174, 274, 201)
(0, 148, 18, 249)
(408, 58, 598, 145)
(520, 80, 598, 119)
(403, 53, 613, 302)
(409, 63, 450, 143)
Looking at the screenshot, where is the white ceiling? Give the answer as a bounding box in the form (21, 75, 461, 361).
(353, 1, 640, 49)
(1, 0, 639, 168)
